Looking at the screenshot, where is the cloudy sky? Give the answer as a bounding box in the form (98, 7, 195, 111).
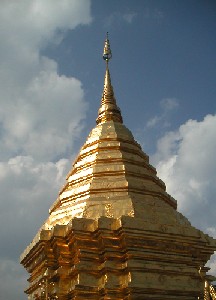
(0, 1, 215, 298)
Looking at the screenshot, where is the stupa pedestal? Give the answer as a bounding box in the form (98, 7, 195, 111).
(21, 215, 216, 299)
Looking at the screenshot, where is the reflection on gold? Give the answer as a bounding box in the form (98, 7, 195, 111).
(105, 203, 114, 218)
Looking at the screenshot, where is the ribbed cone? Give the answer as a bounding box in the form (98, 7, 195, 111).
(96, 66, 123, 124)
(43, 119, 178, 228)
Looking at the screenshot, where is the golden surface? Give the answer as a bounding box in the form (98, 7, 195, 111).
(21, 216, 216, 299)
(103, 32, 112, 62)
(21, 36, 216, 299)
(203, 281, 216, 300)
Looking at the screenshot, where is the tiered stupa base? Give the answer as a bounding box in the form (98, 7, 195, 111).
(21, 216, 214, 299)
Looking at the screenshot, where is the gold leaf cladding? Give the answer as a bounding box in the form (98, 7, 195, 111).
(128, 210, 134, 217)
(82, 205, 90, 218)
(105, 203, 114, 218)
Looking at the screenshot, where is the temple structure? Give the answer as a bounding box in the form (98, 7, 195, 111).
(21, 35, 216, 299)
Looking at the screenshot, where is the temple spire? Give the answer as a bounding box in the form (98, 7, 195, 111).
(96, 33, 123, 124)
(103, 32, 112, 63)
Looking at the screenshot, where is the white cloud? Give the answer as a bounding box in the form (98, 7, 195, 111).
(0, 1, 92, 299)
(160, 97, 179, 111)
(153, 114, 216, 232)
(0, 0, 91, 49)
(146, 97, 179, 128)
(122, 12, 137, 24)
(0, 155, 72, 298)
(1, 67, 87, 161)
(153, 114, 216, 275)
(0, 0, 91, 161)
(105, 11, 137, 27)
(0, 156, 71, 256)
(146, 115, 161, 128)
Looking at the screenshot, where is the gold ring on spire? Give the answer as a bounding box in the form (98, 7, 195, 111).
(103, 32, 112, 63)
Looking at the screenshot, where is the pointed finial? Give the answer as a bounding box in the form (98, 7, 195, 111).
(103, 32, 112, 63)
(96, 34, 123, 125)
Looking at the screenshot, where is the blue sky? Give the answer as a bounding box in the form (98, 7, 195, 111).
(0, 1, 216, 299)
(43, 0, 216, 154)
(57, 2, 215, 111)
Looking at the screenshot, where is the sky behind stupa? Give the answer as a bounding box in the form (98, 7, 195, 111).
(0, 1, 216, 298)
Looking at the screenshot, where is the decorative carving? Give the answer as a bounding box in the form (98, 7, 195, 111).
(105, 203, 114, 218)
(82, 205, 89, 218)
(128, 210, 134, 217)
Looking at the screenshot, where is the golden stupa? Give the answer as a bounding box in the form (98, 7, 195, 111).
(21, 35, 216, 299)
